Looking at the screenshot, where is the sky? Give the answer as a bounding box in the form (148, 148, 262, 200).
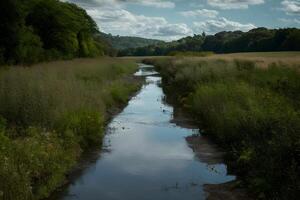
(62, 0, 300, 41)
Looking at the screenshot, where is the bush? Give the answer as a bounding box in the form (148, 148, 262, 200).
(59, 111, 104, 149)
(0, 128, 79, 200)
(15, 27, 44, 65)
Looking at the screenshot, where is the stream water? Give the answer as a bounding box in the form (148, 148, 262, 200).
(56, 64, 235, 200)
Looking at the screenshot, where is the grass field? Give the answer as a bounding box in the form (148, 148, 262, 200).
(144, 52, 300, 200)
(0, 57, 142, 200)
(129, 51, 300, 67)
(173, 52, 300, 68)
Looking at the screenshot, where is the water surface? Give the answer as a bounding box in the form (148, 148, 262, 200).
(57, 64, 235, 200)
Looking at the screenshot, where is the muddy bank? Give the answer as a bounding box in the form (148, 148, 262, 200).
(185, 135, 224, 165)
(185, 135, 252, 200)
(169, 88, 251, 200)
(166, 97, 250, 200)
(204, 181, 252, 200)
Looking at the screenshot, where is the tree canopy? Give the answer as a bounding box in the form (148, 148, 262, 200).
(100, 33, 163, 50)
(119, 28, 300, 56)
(0, 0, 112, 65)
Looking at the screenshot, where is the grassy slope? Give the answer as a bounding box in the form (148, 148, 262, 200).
(0, 58, 142, 200)
(144, 52, 300, 199)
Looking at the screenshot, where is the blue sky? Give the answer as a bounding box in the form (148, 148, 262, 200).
(63, 0, 300, 41)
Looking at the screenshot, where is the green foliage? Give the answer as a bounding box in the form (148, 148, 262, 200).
(100, 33, 162, 50)
(119, 34, 206, 56)
(15, 27, 43, 64)
(120, 28, 300, 56)
(60, 111, 104, 149)
(0, 58, 141, 199)
(0, 128, 79, 200)
(190, 82, 300, 199)
(148, 57, 300, 199)
(26, 0, 104, 59)
(0, 0, 111, 65)
(109, 82, 139, 104)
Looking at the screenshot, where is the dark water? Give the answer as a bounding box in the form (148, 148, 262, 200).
(57, 64, 235, 200)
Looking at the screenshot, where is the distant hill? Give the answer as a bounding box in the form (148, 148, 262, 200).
(99, 33, 163, 50)
(119, 27, 300, 56)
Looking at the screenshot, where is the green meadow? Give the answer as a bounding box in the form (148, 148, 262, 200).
(0, 58, 141, 199)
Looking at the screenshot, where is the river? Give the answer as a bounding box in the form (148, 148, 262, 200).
(54, 64, 235, 200)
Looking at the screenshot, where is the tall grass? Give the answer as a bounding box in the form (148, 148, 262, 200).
(168, 51, 214, 57)
(0, 58, 141, 199)
(146, 57, 300, 199)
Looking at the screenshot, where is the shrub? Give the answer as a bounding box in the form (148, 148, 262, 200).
(15, 27, 44, 65)
(0, 128, 79, 200)
(59, 111, 104, 149)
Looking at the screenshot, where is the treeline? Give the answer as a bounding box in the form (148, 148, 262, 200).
(0, 0, 113, 65)
(119, 28, 300, 56)
(100, 32, 163, 50)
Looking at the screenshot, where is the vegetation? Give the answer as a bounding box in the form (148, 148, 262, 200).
(1, 1, 299, 199)
(168, 51, 214, 57)
(120, 28, 300, 56)
(100, 33, 163, 50)
(0, 58, 141, 199)
(144, 54, 300, 199)
(0, 0, 113, 65)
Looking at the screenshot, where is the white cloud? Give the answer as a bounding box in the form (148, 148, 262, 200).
(180, 9, 219, 18)
(154, 23, 194, 37)
(207, 0, 265, 9)
(281, 0, 300, 15)
(193, 17, 256, 34)
(62, 0, 261, 40)
(87, 8, 193, 40)
(62, 0, 191, 40)
(132, 0, 175, 8)
(63, 0, 175, 8)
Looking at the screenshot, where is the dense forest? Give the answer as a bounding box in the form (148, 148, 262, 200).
(119, 28, 300, 56)
(0, 0, 114, 65)
(100, 33, 163, 50)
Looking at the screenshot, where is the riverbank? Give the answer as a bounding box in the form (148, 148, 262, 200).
(165, 88, 252, 200)
(143, 52, 300, 199)
(50, 64, 235, 200)
(0, 58, 143, 200)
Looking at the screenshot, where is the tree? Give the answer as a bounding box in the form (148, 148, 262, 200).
(0, 0, 109, 65)
(0, 0, 23, 63)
